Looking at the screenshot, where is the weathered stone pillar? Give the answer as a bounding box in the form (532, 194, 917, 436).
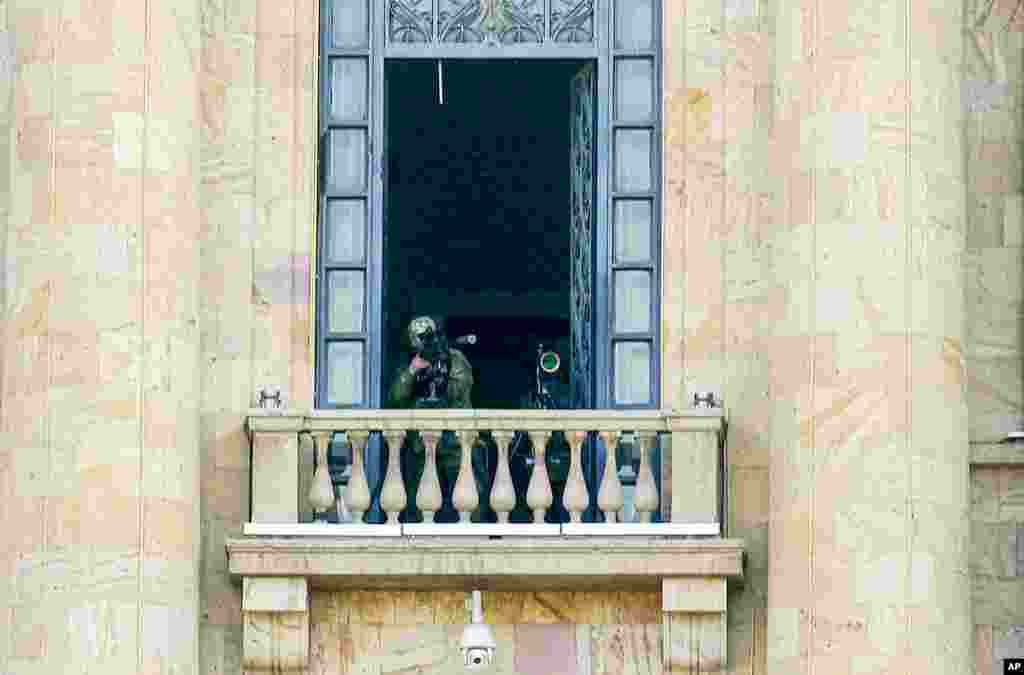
(2, 1, 200, 673)
(241, 577, 309, 671)
(767, 0, 970, 673)
(662, 577, 727, 671)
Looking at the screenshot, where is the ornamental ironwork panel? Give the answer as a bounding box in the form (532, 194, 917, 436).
(570, 63, 595, 409)
(389, 0, 432, 42)
(551, 0, 594, 42)
(388, 0, 594, 44)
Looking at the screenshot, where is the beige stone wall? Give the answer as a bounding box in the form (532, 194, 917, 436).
(964, 2, 1024, 673)
(2, 0, 1018, 673)
(2, 1, 202, 673)
(0, 2, 6, 663)
(0, 2, 10, 418)
(965, 0, 1024, 442)
(179, 0, 1024, 673)
(661, 0, 775, 670)
(971, 466, 1024, 673)
(308, 591, 661, 674)
(763, 0, 972, 672)
(198, 1, 773, 671)
(197, 0, 318, 672)
(963, 5, 1024, 413)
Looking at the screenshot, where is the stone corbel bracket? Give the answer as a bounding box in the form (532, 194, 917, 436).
(242, 577, 309, 671)
(662, 577, 727, 672)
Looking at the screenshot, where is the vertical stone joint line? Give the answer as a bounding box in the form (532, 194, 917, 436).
(808, 2, 819, 673)
(719, 0, 726, 385)
(43, 0, 61, 618)
(308, 0, 321, 402)
(291, 7, 300, 405)
(679, 0, 688, 404)
(248, 27, 258, 412)
(903, 0, 912, 659)
(137, 0, 154, 671)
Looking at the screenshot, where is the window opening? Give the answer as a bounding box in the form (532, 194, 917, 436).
(316, 0, 662, 523)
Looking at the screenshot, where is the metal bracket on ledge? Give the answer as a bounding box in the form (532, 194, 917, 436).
(256, 386, 283, 409)
(693, 392, 720, 409)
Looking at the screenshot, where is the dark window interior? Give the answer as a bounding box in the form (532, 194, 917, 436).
(383, 60, 585, 409)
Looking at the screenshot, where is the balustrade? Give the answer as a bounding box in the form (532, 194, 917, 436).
(238, 408, 735, 675)
(247, 409, 724, 534)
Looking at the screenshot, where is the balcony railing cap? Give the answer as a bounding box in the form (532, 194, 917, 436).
(246, 407, 724, 436)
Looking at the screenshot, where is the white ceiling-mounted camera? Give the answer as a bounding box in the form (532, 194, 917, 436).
(460, 590, 496, 670)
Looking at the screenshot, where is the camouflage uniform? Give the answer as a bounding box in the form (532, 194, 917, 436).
(387, 318, 489, 520)
(387, 347, 474, 411)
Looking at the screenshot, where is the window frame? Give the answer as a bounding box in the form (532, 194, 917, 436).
(314, 0, 662, 411)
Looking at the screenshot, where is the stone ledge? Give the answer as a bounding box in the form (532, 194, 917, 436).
(241, 522, 722, 537)
(246, 407, 725, 435)
(970, 442, 1024, 466)
(226, 537, 745, 591)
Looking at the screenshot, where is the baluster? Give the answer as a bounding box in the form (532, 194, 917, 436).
(597, 430, 624, 523)
(619, 433, 637, 523)
(452, 430, 479, 523)
(344, 431, 371, 524)
(525, 430, 553, 524)
(416, 430, 443, 522)
(298, 432, 316, 523)
(634, 432, 660, 523)
(309, 431, 335, 521)
(490, 430, 516, 523)
(380, 430, 408, 524)
(563, 430, 589, 523)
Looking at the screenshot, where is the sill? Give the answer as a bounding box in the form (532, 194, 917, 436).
(246, 406, 726, 434)
(226, 535, 744, 591)
(241, 522, 720, 537)
(969, 441, 1024, 466)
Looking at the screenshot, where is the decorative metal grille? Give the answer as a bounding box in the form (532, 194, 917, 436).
(551, 0, 594, 42)
(389, 0, 594, 44)
(389, 0, 432, 42)
(570, 63, 595, 409)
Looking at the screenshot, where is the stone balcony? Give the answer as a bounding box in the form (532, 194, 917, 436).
(226, 408, 745, 671)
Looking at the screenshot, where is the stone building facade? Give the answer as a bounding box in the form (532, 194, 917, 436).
(0, 0, 1022, 674)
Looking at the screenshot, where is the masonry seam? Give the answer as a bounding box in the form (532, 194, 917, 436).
(309, 1, 320, 406)
(681, 0, 687, 413)
(45, 0, 58, 611)
(191, 4, 204, 669)
(137, 0, 153, 670)
(0, 0, 9, 448)
(719, 0, 726, 430)
(904, 0, 913, 663)
(959, 7, 972, 665)
(249, 11, 259, 435)
(291, 0, 300, 408)
(808, 0, 818, 673)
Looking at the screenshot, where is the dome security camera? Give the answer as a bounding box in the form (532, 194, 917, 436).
(460, 591, 496, 670)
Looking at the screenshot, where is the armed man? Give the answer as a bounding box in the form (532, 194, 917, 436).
(387, 316, 489, 521)
(388, 315, 473, 409)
